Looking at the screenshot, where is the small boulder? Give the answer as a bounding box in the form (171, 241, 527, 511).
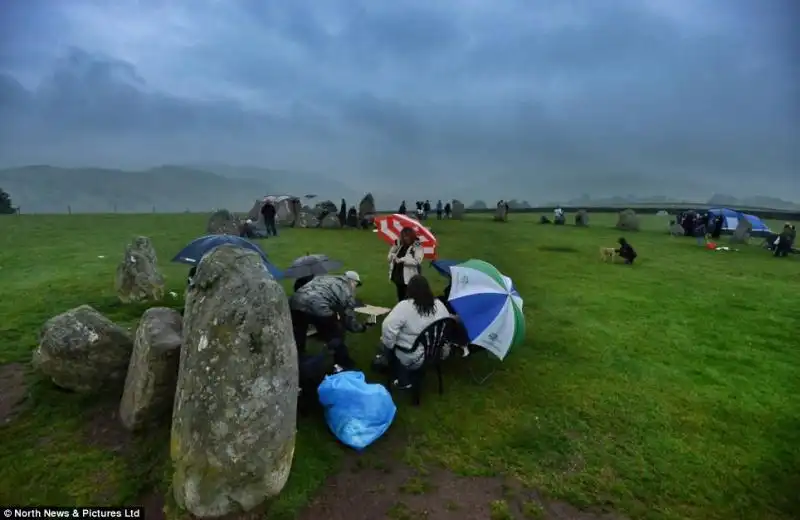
(115, 236, 165, 303)
(451, 200, 465, 220)
(32, 305, 133, 393)
(616, 209, 640, 231)
(320, 213, 342, 229)
(669, 223, 684, 236)
(312, 200, 337, 220)
(730, 219, 753, 244)
(493, 203, 508, 222)
(119, 307, 182, 431)
(358, 193, 376, 219)
(171, 246, 298, 517)
(574, 209, 589, 226)
(206, 209, 240, 235)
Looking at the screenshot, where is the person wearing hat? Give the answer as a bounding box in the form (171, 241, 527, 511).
(289, 270, 372, 368)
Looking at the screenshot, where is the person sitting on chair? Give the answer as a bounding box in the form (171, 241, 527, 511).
(616, 237, 637, 264)
(374, 275, 451, 389)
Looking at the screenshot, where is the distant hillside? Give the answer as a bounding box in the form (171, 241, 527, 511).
(557, 193, 798, 211)
(0, 165, 360, 214)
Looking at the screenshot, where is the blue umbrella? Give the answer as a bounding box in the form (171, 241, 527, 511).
(430, 259, 462, 278)
(172, 235, 283, 279)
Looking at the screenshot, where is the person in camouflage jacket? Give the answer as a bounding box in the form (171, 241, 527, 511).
(289, 271, 370, 367)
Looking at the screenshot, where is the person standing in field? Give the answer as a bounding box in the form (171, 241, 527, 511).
(388, 227, 424, 301)
(436, 200, 443, 220)
(261, 200, 277, 237)
(444, 202, 451, 219)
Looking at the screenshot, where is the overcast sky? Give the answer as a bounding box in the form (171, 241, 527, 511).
(0, 0, 797, 202)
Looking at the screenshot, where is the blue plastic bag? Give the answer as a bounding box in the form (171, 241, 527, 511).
(317, 371, 397, 450)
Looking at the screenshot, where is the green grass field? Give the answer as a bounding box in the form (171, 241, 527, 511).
(0, 212, 797, 520)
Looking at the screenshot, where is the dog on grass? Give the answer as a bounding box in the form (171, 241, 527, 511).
(600, 247, 618, 262)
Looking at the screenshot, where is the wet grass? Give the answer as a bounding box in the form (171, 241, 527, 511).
(0, 211, 798, 519)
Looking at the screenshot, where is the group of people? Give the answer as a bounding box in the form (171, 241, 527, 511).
(398, 200, 453, 220)
(288, 226, 466, 391)
(675, 211, 724, 243)
(770, 222, 797, 257)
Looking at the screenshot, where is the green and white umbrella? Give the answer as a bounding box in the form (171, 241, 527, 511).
(447, 259, 525, 360)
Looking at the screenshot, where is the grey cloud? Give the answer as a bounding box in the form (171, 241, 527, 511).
(0, 0, 797, 204)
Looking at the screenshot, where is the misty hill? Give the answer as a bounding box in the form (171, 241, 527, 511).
(558, 193, 798, 210)
(0, 165, 360, 214)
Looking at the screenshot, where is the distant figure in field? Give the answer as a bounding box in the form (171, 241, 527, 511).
(423, 200, 431, 219)
(399, 200, 407, 215)
(444, 202, 452, 219)
(436, 200, 443, 220)
(711, 214, 724, 239)
(616, 237, 637, 264)
(260, 200, 277, 237)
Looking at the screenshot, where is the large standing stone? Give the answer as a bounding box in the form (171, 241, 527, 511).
(115, 236, 165, 303)
(574, 209, 589, 226)
(296, 211, 319, 229)
(119, 307, 182, 431)
(206, 209, 240, 235)
(616, 209, 640, 231)
(358, 193, 376, 219)
(320, 213, 342, 229)
(730, 218, 753, 244)
(32, 305, 133, 393)
(451, 200, 465, 220)
(171, 246, 298, 517)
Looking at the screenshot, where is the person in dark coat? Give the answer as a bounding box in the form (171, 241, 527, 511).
(711, 214, 724, 239)
(444, 202, 451, 219)
(260, 201, 277, 236)
(615, 237, 637, 264)
(399, 200, 407, 215)
(346, 207, 358, 227)
(338, 199, 347, 227)
(774, 223, 795, 257)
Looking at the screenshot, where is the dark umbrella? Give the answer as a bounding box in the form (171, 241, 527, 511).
(172, 235, 283, 279)
(430, 259, 462, 278)
(284, 254, 342, 279)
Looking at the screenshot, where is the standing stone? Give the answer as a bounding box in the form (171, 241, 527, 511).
(115, 236, 165, 303)
(358, 193, 376, 219)
(119, 307, 182, 431)
(574, 209, 589, 226)
(206, 209, 240, 235)
(32, 305, 133, 393)
(320, 213, 342, 229)
(669, 223, 684, 236)
(493, 203, 508, 222)
(730, 218, 753, 244)
(451, 200, 465, 220)
(616, 209, 640, 231)
(171, 246, 298, 517)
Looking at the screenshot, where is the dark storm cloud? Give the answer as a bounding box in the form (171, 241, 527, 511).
(0, 0, 797, 202)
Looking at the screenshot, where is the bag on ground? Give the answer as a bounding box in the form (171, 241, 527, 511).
(317, 371, 396, 450)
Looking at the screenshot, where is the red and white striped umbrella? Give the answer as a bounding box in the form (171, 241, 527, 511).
(374, 213, 438, 258)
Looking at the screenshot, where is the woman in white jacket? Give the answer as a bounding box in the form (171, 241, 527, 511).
(380, 275, 451, 388)
(387, 227, 425, 302)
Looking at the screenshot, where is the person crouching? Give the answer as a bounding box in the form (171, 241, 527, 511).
(616, 237, 637, 264)
(289, 271, 373, 370)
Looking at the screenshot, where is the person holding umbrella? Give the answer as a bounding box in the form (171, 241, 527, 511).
(387, 227, 424, 302)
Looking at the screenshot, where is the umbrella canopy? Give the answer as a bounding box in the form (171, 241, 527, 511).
(430, 259, 462, 278)
(284, 254, 343, 279)
(374, 213, 437, 258)
(447, 259, 524, 360)
(172, 235, 283, 279)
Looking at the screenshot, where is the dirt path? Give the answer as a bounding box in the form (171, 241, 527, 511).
(0, 363, 27, 424)
(297, 442, 626, 520)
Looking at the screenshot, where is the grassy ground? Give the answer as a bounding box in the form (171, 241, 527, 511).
(0, 212, 798, 519)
